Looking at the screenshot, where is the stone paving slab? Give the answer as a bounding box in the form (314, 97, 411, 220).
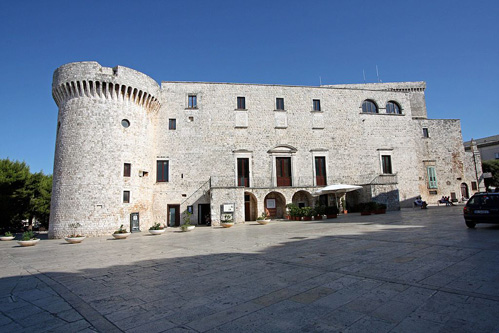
(1, 206, 499, 332)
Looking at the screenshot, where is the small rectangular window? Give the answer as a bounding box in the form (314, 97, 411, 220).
(157, 160, 169, 182)
(381, 155, 392, 174)
(124, 163, 131, 177)
(237, 97, 246, 110)
(423, 128, 429, 138)
(188, 95, 197, 108)
(123, 191, 130, 203)
(495, 153, 499, 159)
(169, 119, 176, 130)
(471, 181, 477, 191)
(276, 98, 284, 110)
(427, 166, 438, 189)
(313, 99, 321, 111)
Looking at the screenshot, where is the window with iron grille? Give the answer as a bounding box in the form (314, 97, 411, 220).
(157, 160, 169, 182)
(276, 98, 284, 110)
(124, 163, 131, 177)
(237, 97, 246, 110)
(313, 99, 321, 111)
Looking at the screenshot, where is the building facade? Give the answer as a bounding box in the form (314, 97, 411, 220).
(48, 62, 483, 238)
(464, 135, 499, 162)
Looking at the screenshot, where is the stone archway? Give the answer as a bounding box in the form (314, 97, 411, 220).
(244, 192, 258, 221)
(264, 192, 286, 218)
(292, 190, 314, 208)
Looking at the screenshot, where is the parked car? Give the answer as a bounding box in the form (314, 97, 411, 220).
(463, 192, 499, 228)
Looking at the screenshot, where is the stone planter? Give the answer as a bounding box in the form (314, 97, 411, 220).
(64, 236, 86, 244)
(257, 219, 270, 225)
(149, 229, 166, 235)
(17, 239, 40, 247)
(0, 236, 15, 241)
(180, 225, 195, 232)
(221, 222, 234, 228)
(112, 232, 131, 239)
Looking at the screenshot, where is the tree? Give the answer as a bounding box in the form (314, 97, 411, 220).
(0, 159, 52, 232)
(482, 160, 499, 188)
(0, 159, 31, 231)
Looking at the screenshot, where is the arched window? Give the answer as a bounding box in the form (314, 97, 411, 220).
(386, 101, 401, 114)
(362, 100, 378, 113)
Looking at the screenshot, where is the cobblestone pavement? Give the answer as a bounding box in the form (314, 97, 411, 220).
(2, 206, 499, 332)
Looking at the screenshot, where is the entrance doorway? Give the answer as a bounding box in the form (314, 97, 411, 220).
(168, 205, 180, 227)
(244, 192, 257, 221)
(461, 183, 469, 199)
(198, 204, 211, 225)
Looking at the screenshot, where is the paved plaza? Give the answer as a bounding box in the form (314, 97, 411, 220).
(1, 206, 499, 332)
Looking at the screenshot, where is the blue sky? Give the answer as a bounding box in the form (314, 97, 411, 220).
(1, 0, 498, 174)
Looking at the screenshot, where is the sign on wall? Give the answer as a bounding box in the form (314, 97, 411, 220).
(223, 203, 235, 212)
(266, 199, 276, 209)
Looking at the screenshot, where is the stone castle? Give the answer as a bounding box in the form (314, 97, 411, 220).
(48, 61, 483, 238)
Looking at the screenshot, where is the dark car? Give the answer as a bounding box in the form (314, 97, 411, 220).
(463, 192, 499, 228)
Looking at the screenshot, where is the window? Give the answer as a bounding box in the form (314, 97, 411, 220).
(276, 98, 284, 110)
(276, 157, 292, 186)
(237, 158, 250, 187)
(423, 128, 429, 138)
(315, 156, 327, 185)
(495, 153, 499, 159)
(124, 163, 131, 177)
(381, 155, 392, 174)
(169, 119, 176, 130)
(188, 95, 197, 108)
(427, 166, 437, 189)
(471, 181, 477, 191)
(237, 97, 246, 110)
(313, 99, 321, 111)
(157, 160, 169, 182)
(386, 101, 401, 114)
(362, 100, 378, 113)
(123, 191, 130, 203)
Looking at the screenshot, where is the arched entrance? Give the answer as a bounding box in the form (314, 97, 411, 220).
(264, 192, 286, 218)
(292, 190, 313, 208)
(244, 192, 258, 221)
(461, 183, 469, 200)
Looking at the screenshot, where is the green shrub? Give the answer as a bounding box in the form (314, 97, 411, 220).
(21, 231, 35, 241)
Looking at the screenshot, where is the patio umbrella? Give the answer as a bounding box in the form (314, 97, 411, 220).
(312, 184, 363, 210)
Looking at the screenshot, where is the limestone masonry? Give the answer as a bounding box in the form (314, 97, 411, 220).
(48, 61, 484, 238)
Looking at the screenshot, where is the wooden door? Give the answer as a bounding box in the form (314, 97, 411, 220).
(276, 157, 292, 186)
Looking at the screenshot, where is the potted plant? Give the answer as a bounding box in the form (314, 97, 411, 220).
(180, 211, 196, 232)
(17, 231, 40, 247)
(295, 206, 305, 220)
(256, 211, 270, 225)
(325, 205, 339, 219)
(341, 198, 348, 214)
(65, 222, 86, 244)
(286, 203, 297, 220)
(360, 203, 371, 215)
(314, 205, 325, 220)
(149, 222, 166, 235)
(302, 207, 315, 221)
(112, 224, 131, 239)
(220, 214, 234, 228)
(367, 201, 378, 214)
(374, 203, 387, 214)
(0, 231, 15, 241)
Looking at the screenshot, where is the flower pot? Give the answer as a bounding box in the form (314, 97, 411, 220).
(181, 225, 196, 232)
(314, 215, 323, 220)
(221, 222, 234, 228)
(112, 232, 131, 239)
(374, 209, 386, 214)
(257, 219, 270, 225)
(360, 211, 371, 216)
(343, 210, 348, 214)
(149, 229, 166, 235)
(17, 239, 40, 247)
(0, 236, 15, 241)
(303, 216, 312, 221)
(64, 236, 86, 244)
(326, 214, 337, 219)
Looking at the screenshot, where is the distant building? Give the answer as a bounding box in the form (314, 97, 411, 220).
(464, 135, 499, 161)
(48, 62, 484, 238)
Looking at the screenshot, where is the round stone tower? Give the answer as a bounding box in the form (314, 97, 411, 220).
(49, 62, 160, 238)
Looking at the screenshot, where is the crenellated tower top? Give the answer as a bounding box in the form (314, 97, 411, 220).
(52, 61, 161, 112)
